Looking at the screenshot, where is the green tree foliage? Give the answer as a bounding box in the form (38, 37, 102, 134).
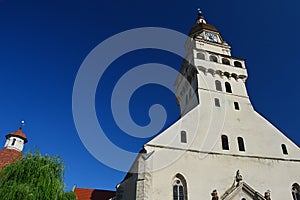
(0, 152, 76, 200)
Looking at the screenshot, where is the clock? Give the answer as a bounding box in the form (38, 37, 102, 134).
(205, 32, 218, 43)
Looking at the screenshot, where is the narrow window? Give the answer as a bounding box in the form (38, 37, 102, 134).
(234, 102, 240, 110)
(173, 175, 187, 200)
(221, 135, 229, 150)
(232, 74, 238, 80)
(222, 58, 230, 65)
(179, 186, 184, 200)
(281, 144, 288, 155)
(292, 183, 300, 200)
(225, 82, 232, 93)
(173, 185, 178, 200)
(181, 131, 187, 143)
(214, 98, 220, 107)
(197, 53, 205, 60)
(215, 80, 222, 91)
(234, 61, 242, 68)
(237, 137, 245, 151)
(224, 72, 230, 79)
(11, 138, 16, 146)
(210, 55, 218, 63)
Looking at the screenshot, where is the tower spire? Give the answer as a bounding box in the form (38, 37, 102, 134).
(197, 8, 206, 24)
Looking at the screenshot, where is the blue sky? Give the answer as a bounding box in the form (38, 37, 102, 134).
(0, 0, 299, 191)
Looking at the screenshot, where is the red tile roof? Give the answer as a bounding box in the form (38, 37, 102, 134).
(0, 148, 22, 169)
(74, 188, 115, 200)
(5, 129, 28, 143)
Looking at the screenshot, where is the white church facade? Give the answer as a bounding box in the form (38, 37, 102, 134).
(115, 11, 300, 200)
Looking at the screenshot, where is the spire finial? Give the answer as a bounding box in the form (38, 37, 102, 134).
(264, 190, 271, 200)
(197, 8, 202, 16)
(235, 170, 243, 185)
(19, 120, 25, 130)
(196, 8, 206, 24)
(211, 189, 219, 200)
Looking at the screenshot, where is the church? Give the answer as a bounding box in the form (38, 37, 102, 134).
(113, 10, 300, 200)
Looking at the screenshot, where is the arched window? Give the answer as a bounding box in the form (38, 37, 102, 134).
(215, 80, 222, 91)
(11, 138, 16, 146)
(173, 174, 187, 200)
(225, 82, 232, 93)
(281, 144, 288, 155)
(181, 131, 187, 143)
(222, 58, 230, 65)
(221, 135, 229, 150)
(234, 61, 242, 68)
(232, 73, 238, 80)
(292, 183, 300, 200)
(197, 53, 205, 60)
(224, 72, 230, 79)
(215, 70, 222, 77)
(237, 137, 245, 151)
(210, 55, 218, 63)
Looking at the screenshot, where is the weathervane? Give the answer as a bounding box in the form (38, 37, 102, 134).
(19, 120, 25, 130)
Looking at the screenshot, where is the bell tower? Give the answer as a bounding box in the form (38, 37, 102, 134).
(0, 121, 28, 169)
(175, 10, 249, 116)
(4, 128, 28, 152)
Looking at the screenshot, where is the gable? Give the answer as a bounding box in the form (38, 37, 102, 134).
(221, 182, 265, 200)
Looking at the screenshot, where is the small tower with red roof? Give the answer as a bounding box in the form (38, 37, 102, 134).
(0, 121, 28, 169)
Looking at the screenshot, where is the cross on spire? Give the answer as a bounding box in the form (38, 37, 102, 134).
(196, 8, 206, 24)
(197, 8, 202, 16)
(19, 120, 25, 130)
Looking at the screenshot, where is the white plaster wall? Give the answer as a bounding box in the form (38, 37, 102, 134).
(146, 149, 300, 200)
(175, 49, 248, 116)
(120, 66, 300, 200)
(5, 136, 24, 151)
(148, 86, 300, 159)
(195, 41, 231, 56)
(195, 63, 248, 98)
(143, 89, 300, 199)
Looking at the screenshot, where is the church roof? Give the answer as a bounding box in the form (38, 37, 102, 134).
(0, 147, 22, 169)
(189, 23, 218, 37)
(74, 188, 115, 200)
(5, 129, 28, 143)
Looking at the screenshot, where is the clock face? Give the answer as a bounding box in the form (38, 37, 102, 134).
(205, 32, 218, 42)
